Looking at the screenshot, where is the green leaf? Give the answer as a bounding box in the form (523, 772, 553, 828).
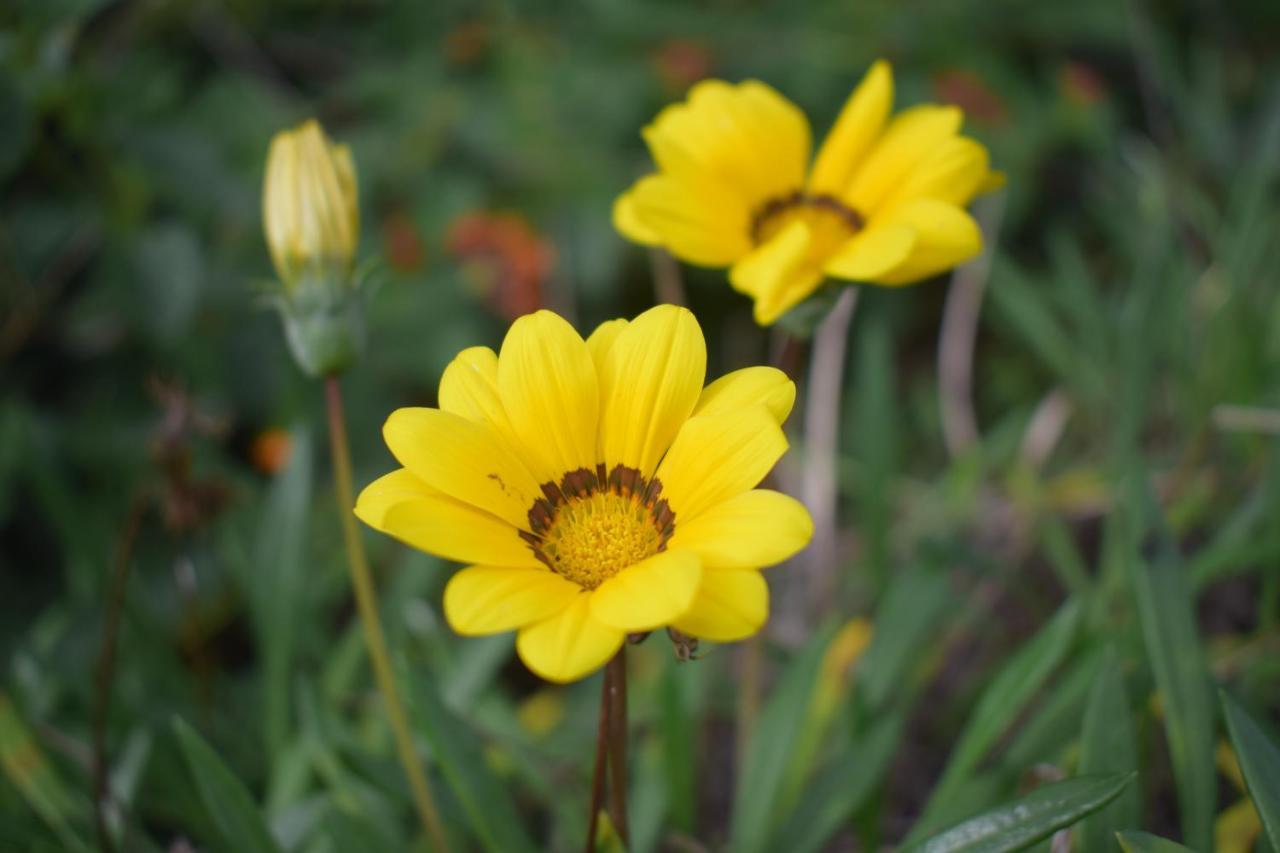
(729, 624, 835, 853)
(409, 672, 538, 853)
(770, 716, 902, 853)
(919, 600, 1080, 826)
(659, 661, 696, 832)
(1221, 692, 1280, 849)
(173, 717, 282, 853)
(1115, 830, 1197, 852)
(907, 773, 1134, 853)
(1127, 506, 1215, 851)
(858, 568, 951, 711)
(0, 694, 91, 853)
(1077, 647, 1140, 850)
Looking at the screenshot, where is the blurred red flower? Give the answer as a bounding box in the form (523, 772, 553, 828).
(933, 68, 1008, 126)
(653, 39, 713, 92)
(446, 211, 554, 321)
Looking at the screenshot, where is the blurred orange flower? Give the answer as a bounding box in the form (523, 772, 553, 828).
(1059, 61, 1107, 106)
(446, 211, 554, 321)
(445, 21, 491, 66)
(250, 427, 293, 476)
(933, 68, 1008, 126)
(653, 39, 712, 92)
(382, 209, 427, 274)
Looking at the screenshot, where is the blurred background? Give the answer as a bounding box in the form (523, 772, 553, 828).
(3, 0, 1280, 851)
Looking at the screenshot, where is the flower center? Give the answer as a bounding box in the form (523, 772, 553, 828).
(521, 465, 675, 589)
(751, 191, 865, 254)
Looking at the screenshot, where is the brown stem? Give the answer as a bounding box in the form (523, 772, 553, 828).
(584, 663, 612, 853)
(606, 649, 630, 847)
(649, 248, 686, 307)
(92, 493, 148, 853)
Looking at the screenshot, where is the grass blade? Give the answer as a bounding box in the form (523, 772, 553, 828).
(0, 694, 90, 852)
(1220, 691, 1280, 849)
(1077, 646, 1140, 850)
(920, 599, 1080, 825)
(771, 715, 902, 853)
(173, 717, 282, 853)
(1115, 830, 1197, 851)
(908, 772, 1134, 853)
(410, 671, 537, 853)
(1128, 505, 1215, 850)
(857, 567, 951, 711)
(729, 624, 834, 853)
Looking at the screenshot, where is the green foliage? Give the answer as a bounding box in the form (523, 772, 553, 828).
(908, 773, 1135, 853)
(2, 0, 1279, 850)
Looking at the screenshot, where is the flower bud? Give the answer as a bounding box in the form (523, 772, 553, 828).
(262, 119, 364, 376)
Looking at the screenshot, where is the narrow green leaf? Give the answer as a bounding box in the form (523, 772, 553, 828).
(1003, 647, 1100, 769)
(1221, 692, 1280, 849)
(659, 661, 695, 832)
(858, 568, 951, 711)
(921, 600, 1080, 821)
(410, 674, 537, 853)
(729, 624, 835, 853)
(1115, 830, 1196, 851)
(0, 694, 91, 853)
(771, 716, 902, 853)
(907, 773, 1134, 853)
(173, 717, 282, 853)
(1128, 508, 1215, 851)
(1077, 647, 1140, 850)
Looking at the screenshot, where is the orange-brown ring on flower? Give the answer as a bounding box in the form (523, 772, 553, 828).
(749, 191, 866, 244)
(519, 464, 676, 571)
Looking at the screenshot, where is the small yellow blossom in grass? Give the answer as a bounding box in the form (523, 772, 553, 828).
(264, 119, 358, 289)
(356, 305, 813, 682)
(262, 119, 365, 376)
(614, 60, 1004, 325)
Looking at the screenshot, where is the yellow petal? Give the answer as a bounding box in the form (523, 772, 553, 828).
(823, 223, 916, 281)
(586, 318, 629, 369)
(516, 593, 625, 683)
(497, 310, 599, 480)
(656, 405, 788, 521)
(437, 346, 515, 432)
(598, 305, 706, 475)
(877, 135, 994, 215)
(668, 489, 812, 569)
(355, 469, 540, 568)
(844, 105, 963, 214)
(383, 408, 541, 529)
(644, 79, 810, 209)
(873, 199, 982, 286)
(589, 549, 702, 632)
(808, 60, 893, 196)
(1214, 798, 1262, 853)
(612, 187, 662, 246)
(672, 569, 768, 641)
(978, 169, 1007, 194)
(729, 219, 823, 326)
(694, 366, 796, 424)
(444, 565, 582, 636)
(628, 174, 752, 266)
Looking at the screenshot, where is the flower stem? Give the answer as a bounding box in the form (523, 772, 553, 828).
(606, 649, 630, 847)
(324, 376, 450, 852)
(802, 286, 859, 610)
(585, 663, 612, 853)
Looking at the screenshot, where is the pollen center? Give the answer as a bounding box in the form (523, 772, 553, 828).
(751, 191, 865, 259)
(522, 465, 675, 589)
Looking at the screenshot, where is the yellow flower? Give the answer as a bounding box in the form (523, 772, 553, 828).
(356, 305, 812, 682)
(613, 60, 1004, 325)
(263, 119, 359, 289)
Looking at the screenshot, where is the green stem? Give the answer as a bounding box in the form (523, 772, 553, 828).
(324, 376, 450, 852)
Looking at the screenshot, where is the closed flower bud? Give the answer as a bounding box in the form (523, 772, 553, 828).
(262, 119, 365, 376)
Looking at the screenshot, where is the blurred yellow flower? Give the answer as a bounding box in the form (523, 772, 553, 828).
(356, 305, 812, 682)
(614, 60, 1004, 325)
(263, 119, 359, 289)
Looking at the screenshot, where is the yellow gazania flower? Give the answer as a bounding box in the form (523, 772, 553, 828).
(263, 119, 359, 289)
(613, 60, 1004, 325)
(355, 305, 812, 682)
